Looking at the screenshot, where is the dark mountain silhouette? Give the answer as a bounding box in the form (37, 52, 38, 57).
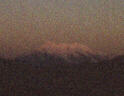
(14, 42, 107, 66)
(0, 43, 124, 96)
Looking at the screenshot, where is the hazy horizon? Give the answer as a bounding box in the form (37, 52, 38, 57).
(0, 0, 124, 58)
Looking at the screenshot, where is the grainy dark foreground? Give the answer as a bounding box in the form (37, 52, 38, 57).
(0, 54, 124, 96)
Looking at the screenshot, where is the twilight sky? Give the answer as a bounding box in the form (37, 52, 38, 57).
(0, 0, 124, 58)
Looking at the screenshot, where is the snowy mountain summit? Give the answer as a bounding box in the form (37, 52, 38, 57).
(15, 42, 107, 65)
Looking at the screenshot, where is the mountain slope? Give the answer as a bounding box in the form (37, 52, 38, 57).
(14, 42, 107, 66)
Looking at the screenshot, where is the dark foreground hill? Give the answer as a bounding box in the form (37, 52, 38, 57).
(0, 55, 124, 96)
(0, 43, 124, 96)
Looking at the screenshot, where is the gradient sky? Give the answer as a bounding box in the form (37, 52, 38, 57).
(0, 0, 124, 58)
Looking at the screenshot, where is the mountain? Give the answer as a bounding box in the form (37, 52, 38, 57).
(14, 42, 107, 66)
